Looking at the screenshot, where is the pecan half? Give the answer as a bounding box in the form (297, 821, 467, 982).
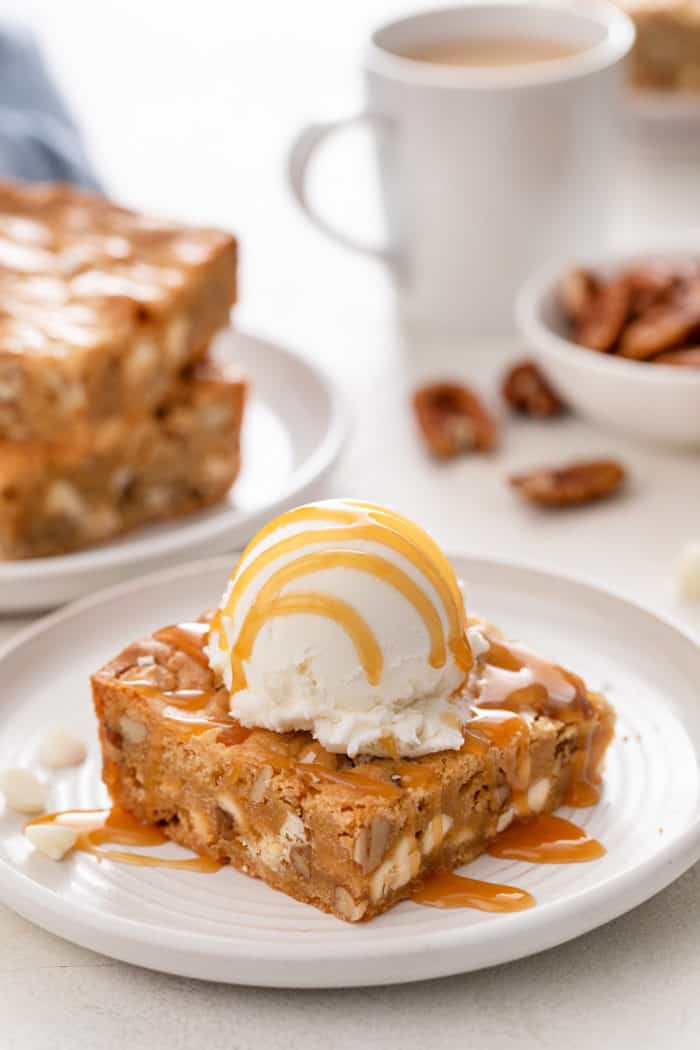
(510, 458, 625, 508)
(574, 277, 631, 352)
(619, 299, 700, 360)
(502, 360, 565, 418)
(651, 346, 700, 367)
(413, 381, 497, 459)
(559, 268, 599, 323)
(622, 260, 678, 316)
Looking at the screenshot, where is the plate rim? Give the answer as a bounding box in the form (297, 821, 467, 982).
(1, 552, 699, 985)
(0, 328, 350, 582)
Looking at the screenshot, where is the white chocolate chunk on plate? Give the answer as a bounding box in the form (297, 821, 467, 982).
(25, 824, 77, 861)
(0, 768, 47, 813)
(39, 727, 87, 768)
(677, 542, 700, 600)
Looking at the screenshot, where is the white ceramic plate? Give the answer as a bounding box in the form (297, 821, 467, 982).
(1, 555, 699, 987)
(0, 329, 348, 613)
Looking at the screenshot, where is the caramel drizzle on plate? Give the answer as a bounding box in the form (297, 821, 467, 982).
(413, 872, 535, 913)
(26, 806, 223, 873)
(487, 813, 605, 863)
(210, 500, 473, 693)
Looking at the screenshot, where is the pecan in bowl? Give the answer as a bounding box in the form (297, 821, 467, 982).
(413, 381, 498, 460)
(502, 359, 565, 418)
(509, 458, 626, 508)
(560, 258, 700, 362)
(515, 251, 700, 446)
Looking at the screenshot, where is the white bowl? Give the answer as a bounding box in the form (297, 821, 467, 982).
(515, 249, 700, 447)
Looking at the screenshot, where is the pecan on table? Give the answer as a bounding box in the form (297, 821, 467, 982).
(413, 381, 498, 460)
(509, 458, 626, 508)
(502, 359, 565, 418)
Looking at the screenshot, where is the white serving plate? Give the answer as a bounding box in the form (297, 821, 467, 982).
(0, 328, 348, 613)
(0, 554, 698, 988)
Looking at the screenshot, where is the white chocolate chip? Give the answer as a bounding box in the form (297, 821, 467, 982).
(217, 792, 248, 833)
(527, 777, 551, 814)
(25, 824, 77, 860)
(38, 727, 87, 769)
(421, 812, 453, 856)
(0, 768, 47, 814)
(249, 765, 273, 804)
(44, 480, 85, 519)
(369, 835, 420, 902)
(496, 807, 515, 833)
(334, 886, 368, 922)
(677, 542, 700, 600)
(280, 812, 306, 844)
(119, 715, 147, 744)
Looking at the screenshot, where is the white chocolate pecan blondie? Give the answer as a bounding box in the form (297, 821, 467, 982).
(91, 616, 614, 923)
(0, 182, 237, 442)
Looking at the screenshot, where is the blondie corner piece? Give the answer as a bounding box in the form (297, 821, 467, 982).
(0, 365, 246, 559)
(92, 617, 614, 923)
(0, 181, 237, 442)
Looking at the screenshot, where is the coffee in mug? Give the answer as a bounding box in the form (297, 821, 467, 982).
(403, 35, 588, 67)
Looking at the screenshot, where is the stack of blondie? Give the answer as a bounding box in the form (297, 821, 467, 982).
(0, 182, 244, 559)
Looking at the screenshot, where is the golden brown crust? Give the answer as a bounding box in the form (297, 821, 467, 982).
(91, 618, 614, 923)
(0, 181, 237, 442)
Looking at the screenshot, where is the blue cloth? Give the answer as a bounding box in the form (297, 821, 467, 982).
(0, 24, 99, 189)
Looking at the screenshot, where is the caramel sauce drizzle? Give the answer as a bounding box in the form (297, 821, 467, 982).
(462, 708, 528, 756)
(563, 701, 615, 807)
(413, 872, 535, 912)
(153, 622, 210, 668)
(235, 591, 384, 688)
(26, 806, 223, 872)
(231, 549, 449, 690)
(481, 639, 591, 722)
(210, 500, 473, 693)
(488, 813, 605, 863)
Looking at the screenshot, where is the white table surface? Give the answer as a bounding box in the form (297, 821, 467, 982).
(2, 1, 700, 1046)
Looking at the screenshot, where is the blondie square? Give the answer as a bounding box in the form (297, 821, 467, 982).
(92, 617, 614, 923)
(0, 182, 237, 441)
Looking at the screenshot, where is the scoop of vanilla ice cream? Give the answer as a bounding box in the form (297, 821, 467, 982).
(207, 499, 473, 758)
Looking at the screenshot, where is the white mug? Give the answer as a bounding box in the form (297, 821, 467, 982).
(289, 1, 635, 341)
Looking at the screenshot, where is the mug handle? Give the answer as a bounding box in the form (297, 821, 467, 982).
(288, 113, 394, 265)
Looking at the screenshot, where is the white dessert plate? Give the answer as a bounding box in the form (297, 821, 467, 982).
(1, 555, 699, 987)
(0, 328, 348, 613)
